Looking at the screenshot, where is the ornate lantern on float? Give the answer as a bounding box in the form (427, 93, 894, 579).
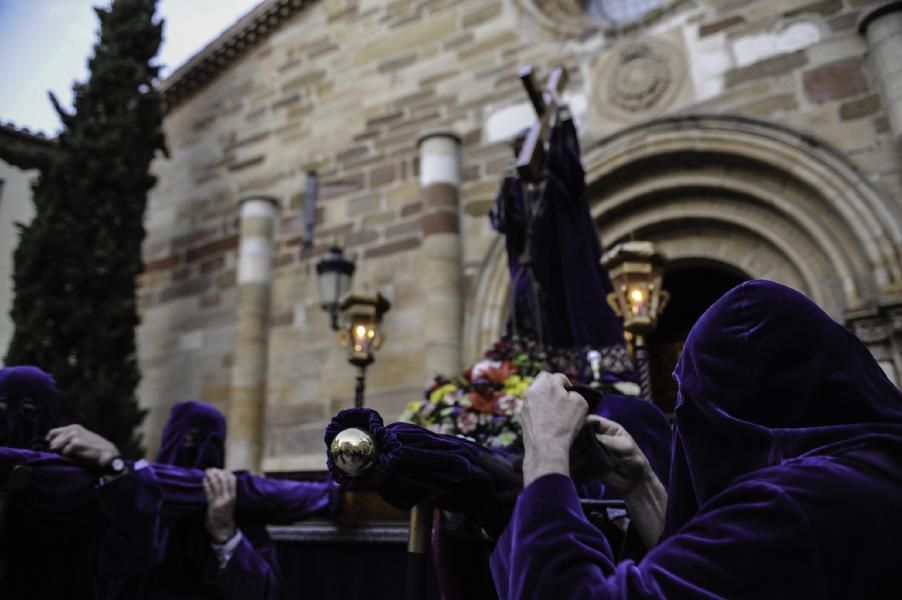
(600, 241, 669, 400)
(336, 292, 391, 407)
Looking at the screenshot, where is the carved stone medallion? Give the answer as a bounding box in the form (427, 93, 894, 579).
(593, 38, 685, 121)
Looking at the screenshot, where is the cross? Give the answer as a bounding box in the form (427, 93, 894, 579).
(515, 64, 569, 183)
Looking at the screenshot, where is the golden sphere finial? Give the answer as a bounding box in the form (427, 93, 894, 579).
(329, 427, 377, 476)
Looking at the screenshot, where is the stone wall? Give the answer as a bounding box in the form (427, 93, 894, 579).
(138, 0, 902, 469)
(0, 159, 36, 362)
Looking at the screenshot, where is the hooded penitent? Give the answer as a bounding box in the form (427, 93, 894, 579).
(0, 366, 61, 450)
(155, 400, 226, 470)
(664, 279, 902, 535)
(490, 280, 902, 599)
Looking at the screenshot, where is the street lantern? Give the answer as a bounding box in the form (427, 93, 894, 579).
(336, 292, 391, 407)
(601, 241, 669, 400)
(316, 247, 356, 330)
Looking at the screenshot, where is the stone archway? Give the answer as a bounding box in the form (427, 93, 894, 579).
(465, 114, 902, 381)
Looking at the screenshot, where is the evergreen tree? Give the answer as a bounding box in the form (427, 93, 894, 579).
(1, 0, 167, 457)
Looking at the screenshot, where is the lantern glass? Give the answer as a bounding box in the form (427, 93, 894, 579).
(337, 292, 390, 368)
(315, 247, 355, 308)
(601, 241, 668, 336)
(350, 315, 377, 357)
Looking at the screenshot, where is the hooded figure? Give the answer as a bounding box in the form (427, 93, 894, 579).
(0, 366, 103, 600)
(0, 366, 61, 450)
(155, 401, 226, 471)
(490, 280, 902, 599)
(111, 400, 282, 600)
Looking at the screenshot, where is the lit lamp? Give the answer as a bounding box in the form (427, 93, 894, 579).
(336, 292, 391, 407)
(600, 241, 669, 400)
(315, 247, 356, 331)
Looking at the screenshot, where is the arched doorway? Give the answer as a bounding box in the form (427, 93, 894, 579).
(646, 262, 748, 416)
(465, 114, 902, 383)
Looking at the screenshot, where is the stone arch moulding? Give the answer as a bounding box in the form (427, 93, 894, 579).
(464, 114, 902, 365)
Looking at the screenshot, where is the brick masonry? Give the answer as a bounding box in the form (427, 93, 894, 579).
(130, 0, 902, 468)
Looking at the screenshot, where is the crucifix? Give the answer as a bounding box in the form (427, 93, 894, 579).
(515, 64, 569, 183)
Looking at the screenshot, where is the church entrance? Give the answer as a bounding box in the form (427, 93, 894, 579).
(646, 262, 748, 417)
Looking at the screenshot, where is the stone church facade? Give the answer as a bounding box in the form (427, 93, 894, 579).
(51, 0, 902, 470)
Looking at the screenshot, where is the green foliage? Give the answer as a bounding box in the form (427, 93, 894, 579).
(5, 0, 167, 457)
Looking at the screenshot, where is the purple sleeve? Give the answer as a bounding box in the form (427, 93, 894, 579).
(236, 476, 339, 523)
(490, 474, 823, 599)
(95, 466, 169, 571)
(204, 526, 281, 600)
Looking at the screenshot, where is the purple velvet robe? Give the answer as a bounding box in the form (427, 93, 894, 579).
(102, 400, 336, 600)
(490, 118, 625, 354)
(0, 366, 103, 600)
(490, 280, 902, 599)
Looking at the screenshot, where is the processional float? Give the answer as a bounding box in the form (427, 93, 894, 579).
(326, 64, 673, 599)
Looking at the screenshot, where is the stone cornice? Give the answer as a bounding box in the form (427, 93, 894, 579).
(160, 0, 314, 112)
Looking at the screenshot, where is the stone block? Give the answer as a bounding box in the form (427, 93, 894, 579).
(803, 57, 869, 104)
(366, 110, 405, 128)
(348, 193, 383, 217)
(725, 50, 808, 88)
(369, 163, 397, 187)
(462, 2, 502, 28)
(159, 277, 211, 303)
(840, 94, 881, 121)
(228, 155, 266, 172)
(186, 235, 239, 263)
(335, 145, 370, 164)
(457, 31, 520, 60)
(365, 236, 422, 259)
(783, 0, 842, 17)
(346, 229, 379, 248)
(421, 210, 460, 235)
(353, 13, 457, 64)
(401, 201, 422, 217)
(378, 51, 419, 74)
(145, 254, 183, 273)
(386, 219, 422, 239)
(699, 15, 746, 38)
(735, 92, 799, 116)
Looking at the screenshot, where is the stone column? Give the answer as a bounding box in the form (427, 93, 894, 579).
(417, 131, 463, 377)
(860, 2, 902, 157)
(850, 308, 902, 388)
(227, 197, 278, 471)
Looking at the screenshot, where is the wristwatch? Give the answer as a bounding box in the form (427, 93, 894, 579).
(105, 455, 128, 477)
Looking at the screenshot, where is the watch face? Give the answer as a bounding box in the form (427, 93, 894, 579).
(110, 457, 126, 473)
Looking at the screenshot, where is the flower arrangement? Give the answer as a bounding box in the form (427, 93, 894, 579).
(400, 340, 587, 448)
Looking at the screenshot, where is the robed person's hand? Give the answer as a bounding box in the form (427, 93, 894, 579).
(521, 371, 588, 487)
(204, 467, 238, 544)
(46, 424, 120, 468)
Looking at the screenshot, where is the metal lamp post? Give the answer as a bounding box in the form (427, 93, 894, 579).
(336, 292, 391, 408)
(600, 241, 669, 401)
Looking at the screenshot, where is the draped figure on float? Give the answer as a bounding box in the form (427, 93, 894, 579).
(325, 76, 673, 599)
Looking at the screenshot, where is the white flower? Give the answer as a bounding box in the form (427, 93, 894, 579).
(471, 360, 501, 380)
(496, 395, 519, 415)
(457, 411, 479, 434)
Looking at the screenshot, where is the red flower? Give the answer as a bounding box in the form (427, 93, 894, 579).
(482, 361, 516, 385)
(469, 389, 501, 414)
